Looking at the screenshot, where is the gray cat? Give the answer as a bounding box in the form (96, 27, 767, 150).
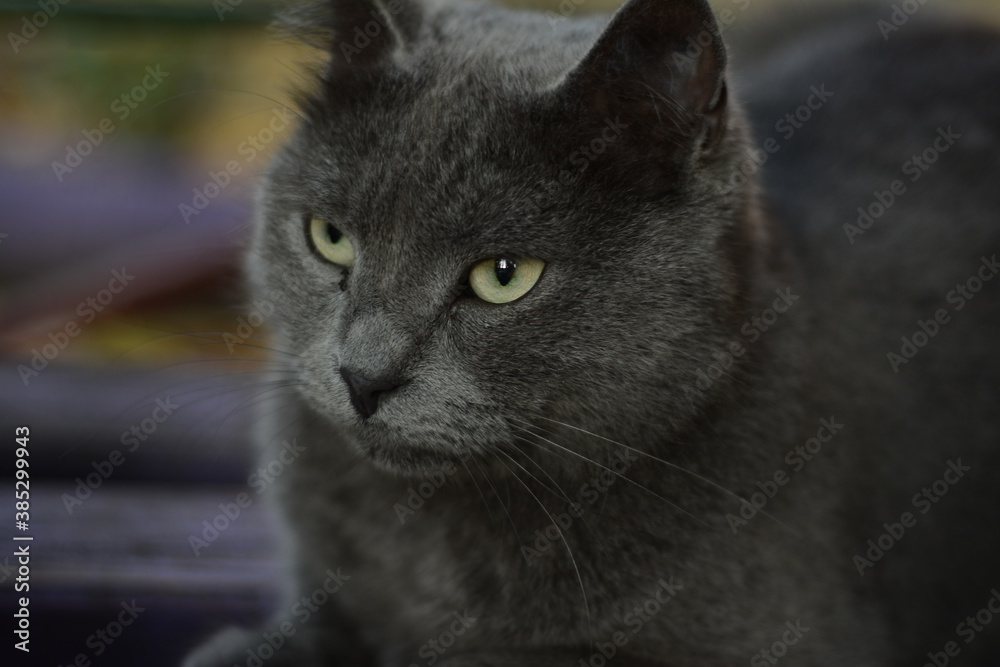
(184, 0, 1000, 665)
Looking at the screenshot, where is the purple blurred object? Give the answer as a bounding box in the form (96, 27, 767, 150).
(0, 136, 252, 337)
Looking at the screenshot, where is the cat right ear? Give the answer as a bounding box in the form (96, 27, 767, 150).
(552, 0, 728, 165)
(280, 0, 421, 70)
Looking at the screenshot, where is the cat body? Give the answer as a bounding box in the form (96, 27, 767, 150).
(184, 1, 1000, 665)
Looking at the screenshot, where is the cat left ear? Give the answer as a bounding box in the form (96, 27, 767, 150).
(283, 0, 421, 70)
(555, 0, 728, 158)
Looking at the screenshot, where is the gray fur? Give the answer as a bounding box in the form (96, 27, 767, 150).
(184, 1, 1000, 665)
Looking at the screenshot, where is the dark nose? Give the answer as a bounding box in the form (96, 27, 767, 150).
(339, 367, 401, 420)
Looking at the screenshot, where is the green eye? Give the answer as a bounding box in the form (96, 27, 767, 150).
(309, 216, 355, 266)
(468, 256, 545, 304)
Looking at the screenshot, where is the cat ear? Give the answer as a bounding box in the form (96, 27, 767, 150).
(555, 0, 728, 159)
(282, 0, 421, 69)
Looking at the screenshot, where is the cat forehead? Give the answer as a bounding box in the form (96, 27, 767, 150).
(300, 87, 561, 237)
(339, 149, 562, 254)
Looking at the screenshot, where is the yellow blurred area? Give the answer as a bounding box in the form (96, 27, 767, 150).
(13, 307, 274, 369)
(0, 18, 317, 170)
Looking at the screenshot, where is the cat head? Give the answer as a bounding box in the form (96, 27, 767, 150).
(251, 0, 764, 474)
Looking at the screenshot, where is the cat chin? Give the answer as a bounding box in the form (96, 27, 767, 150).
(344, 426, 479, 476)
(359, 440, 469, 476)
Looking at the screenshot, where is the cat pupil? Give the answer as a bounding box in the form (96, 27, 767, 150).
(326, 224, 342, 244)
(495, 258, 516, 286)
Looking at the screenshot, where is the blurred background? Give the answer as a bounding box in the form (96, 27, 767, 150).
(0, 0, 998, 665)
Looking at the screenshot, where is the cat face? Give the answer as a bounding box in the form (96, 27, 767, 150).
(251, 0, 755, 473)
